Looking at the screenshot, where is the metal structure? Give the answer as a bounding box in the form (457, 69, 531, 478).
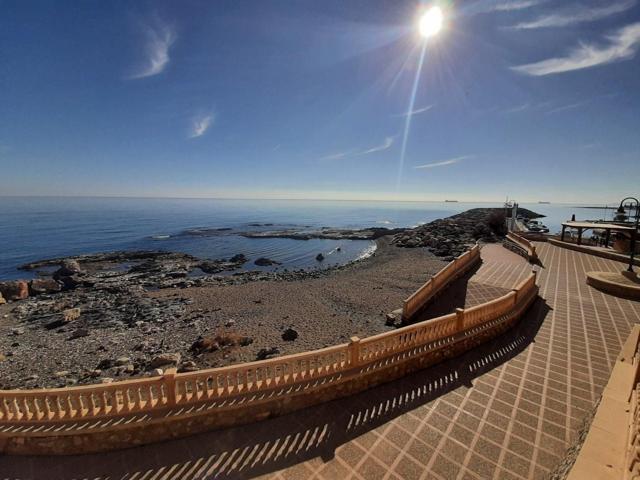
(616, 197, 640, 272)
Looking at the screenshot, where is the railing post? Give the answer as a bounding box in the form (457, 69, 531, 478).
(163, 368, 177, 407)
(455, 308, 464, 332)
(349, 336, 361, 367)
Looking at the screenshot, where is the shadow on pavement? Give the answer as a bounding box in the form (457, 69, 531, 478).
(1, 297, 550, 480)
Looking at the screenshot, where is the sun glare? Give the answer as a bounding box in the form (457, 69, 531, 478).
(419, 6, 443, 38)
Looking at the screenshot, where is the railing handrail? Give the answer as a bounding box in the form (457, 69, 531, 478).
(403, 243, 481, 319)
(507, 232, 537, 260)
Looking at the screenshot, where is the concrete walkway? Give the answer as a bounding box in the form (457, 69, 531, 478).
(2, 242, 640, 480)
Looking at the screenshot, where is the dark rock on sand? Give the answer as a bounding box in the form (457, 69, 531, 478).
(256, 347, 280, 360)
(316, 253, 325, 262)
(281, 328, 298, 341)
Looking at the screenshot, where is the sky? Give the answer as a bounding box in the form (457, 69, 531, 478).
(0, 0, 639, 204)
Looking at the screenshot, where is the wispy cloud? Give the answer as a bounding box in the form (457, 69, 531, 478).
(189, 113, 213, 138)
(469, 0, 546, 14)
(130, 19, 176, 79)
(414, 155, 474, 169)
(492, 0, 545, 12)
(320, 136, 395, 160)
(391, 105, 434, 118)
(545, 101, 589, 114)
(512, 22, 640, 76)
(509, 0, 636, 29)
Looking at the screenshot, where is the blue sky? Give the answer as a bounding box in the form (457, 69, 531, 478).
(1, 0, 639, 203)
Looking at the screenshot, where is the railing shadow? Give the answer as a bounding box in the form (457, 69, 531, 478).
(411, 262, 483, 321)
(1, 298, 550, 480)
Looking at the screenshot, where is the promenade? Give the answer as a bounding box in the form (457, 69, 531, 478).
(2, 242, 639, 479)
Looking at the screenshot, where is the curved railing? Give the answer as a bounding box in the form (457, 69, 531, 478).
(506, 232, 537, 262)
(0, 269, 537, 430)
(403, 244, 481, 319)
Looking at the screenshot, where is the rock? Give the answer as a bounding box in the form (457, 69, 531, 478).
(69, 328, 89, 340)
(229, 254, 248, 264)
(115, 356, 131, 366)
(89, 369, 102, 377)
(53, 259, 82, 278)
(28, 278, 62, 296)
(190, 337, 220, 354)
(45, 308, 81, 330)
(225, 320, 236, 327)
(178, 361, 198, 373)
(97, 359, 114, 370)
(151, 368, 164, 376)
(0, 353, 5, 362)
(256, 347, 280, 360)
(0, 281, 29, 301)
(10, 327, 25, 336)
(385, 309, 403, 327)
(315, 253, 325, 262)
(101, 377, 114, 384)
(281, 328, 298, 341)
(54, 371, 69, 378)
(0, 292, 5, 305)
(254, 257, 281, 266)
(149, 353, 181, 369)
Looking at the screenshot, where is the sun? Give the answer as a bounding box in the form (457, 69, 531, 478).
(419, 6, 444, 38)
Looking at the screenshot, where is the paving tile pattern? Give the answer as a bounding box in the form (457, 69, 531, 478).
(3, 242, 640, 480)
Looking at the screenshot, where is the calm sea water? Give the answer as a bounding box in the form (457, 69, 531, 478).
(0, 197, 613, 280)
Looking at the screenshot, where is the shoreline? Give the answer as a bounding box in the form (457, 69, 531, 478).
(0, 208, 536, 389)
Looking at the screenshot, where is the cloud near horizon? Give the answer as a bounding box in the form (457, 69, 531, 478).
(512, 22, 640, 76)
(189, 113, 213, 138)
(320, 136, 395, 160)
(509, 0, 636, 29)
(129, 19, 176, 79)
(414, 155, 474, 169)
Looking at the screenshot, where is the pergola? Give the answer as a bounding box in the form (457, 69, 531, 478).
(560, 221, 636, 246)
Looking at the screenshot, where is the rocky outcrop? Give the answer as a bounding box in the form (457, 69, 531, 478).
(241, 226, 406, 241)
(391, 208, 543, 258)
(149, 353, 181, 369)
(0, 280, 29, 301)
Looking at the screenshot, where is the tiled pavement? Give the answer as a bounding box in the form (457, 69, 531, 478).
(3, 242, 640, 480)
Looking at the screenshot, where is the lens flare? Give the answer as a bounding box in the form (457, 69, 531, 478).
(419, 6, 443, 38)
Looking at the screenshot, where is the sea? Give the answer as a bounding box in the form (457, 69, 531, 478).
(0, 197, 616, 280)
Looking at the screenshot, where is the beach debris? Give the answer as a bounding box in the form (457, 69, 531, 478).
(281, 328, 298, 341)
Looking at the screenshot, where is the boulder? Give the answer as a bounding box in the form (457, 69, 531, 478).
(281, 328, 298, 341)
(149, 353, 181, 369)
(53, 260, 82, 278)
(0, 292, 5, 305)
(229, 254, 248, 264)
(29, 278, 62, 296)
(254, 257, 281, 266)
(0, 281, 29, 301)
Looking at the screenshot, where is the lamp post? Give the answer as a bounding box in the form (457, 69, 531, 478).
(616, 197, 639, 272)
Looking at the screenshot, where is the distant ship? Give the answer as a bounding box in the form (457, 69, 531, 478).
(445, 200, 458, 203)
(538, 201, 551, 204)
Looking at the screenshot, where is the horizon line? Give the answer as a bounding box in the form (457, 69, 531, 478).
(0, 193, 621, 206)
